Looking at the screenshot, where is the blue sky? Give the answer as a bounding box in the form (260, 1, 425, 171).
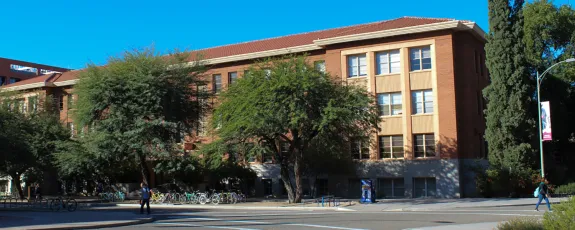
(1, 0, 572, 69)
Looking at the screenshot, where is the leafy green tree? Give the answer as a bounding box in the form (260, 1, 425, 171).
(72, 47, 208, 184)
(523, 0, 575, 185)
(212, 55, 379, 202)
(0, 108, 34, 198)
(484, 0, 536, 195)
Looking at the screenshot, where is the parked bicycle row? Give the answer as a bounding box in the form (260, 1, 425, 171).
(1, 196, 78, 212)
(151, 189, 247, 205)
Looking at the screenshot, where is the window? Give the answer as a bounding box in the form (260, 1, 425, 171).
(0, 76, 5, 85)
(59, 95, 64, 111)
(315, 179, 329, 196)
(414, 134, 435, 158)
(379, 136, 404, 159)
(279, 141, 290, 155)
(376, 50, 400, 74)
(410, 46, 431, 71)
(474, 50, 479, 74)
(28, 96, 38, 113)
(314, 60, 326, 73)
(228, 72, 237, 85)
(480, 52, 485, 76)
(262, 179, 273, 196)
(264, 69, 271, 79)
(377, 178, 404, 198)
(351, 139, 370, 160)
(412, 90, 433, 114)
(67, 122, 75, 137)
(413, 177, 436, 198)
(347, 54, 367, 77)
(212, 74, 222, 93)
(9, 78, 21, 84)
(67, 94, 73, 110)
(377, 93, 402, 116)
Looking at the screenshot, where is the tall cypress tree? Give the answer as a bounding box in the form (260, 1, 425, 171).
(484, 0, 536, 187)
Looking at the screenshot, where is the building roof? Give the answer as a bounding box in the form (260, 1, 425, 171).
(188, 17, 456, 60)
(1, 16, 484, 91)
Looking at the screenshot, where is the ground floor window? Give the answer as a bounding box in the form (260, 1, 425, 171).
(316, 179, 329, 196)
(377, 178, 405, 198)
(262, 179, 273, 196)
(413, 177, 436, 198)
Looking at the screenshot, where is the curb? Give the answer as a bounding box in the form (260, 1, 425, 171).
(114, 203, 355, 211)
(22, 217, 155, 230)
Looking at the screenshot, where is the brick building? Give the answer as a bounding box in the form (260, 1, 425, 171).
(0, 57, 70, 86)
(1, 17, 488, 198)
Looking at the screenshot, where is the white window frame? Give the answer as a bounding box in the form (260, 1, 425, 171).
(347, 54, 367, 78)
(410, 46, 432, 71)
(376, 50, 400, 75)
(379, 135, 404, 159)
(414, 134, 435, 158)
(213, 74, 222, 93)
(412, 90, 433, 114)
(377, 93, 402, 116)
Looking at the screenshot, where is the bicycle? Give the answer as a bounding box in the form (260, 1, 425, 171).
(50, 196, 77, 212)
(198, 190, 220, 205)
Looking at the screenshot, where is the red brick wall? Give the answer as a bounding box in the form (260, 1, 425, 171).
(452, 32, 488, 159)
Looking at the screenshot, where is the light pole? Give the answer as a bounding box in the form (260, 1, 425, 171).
(536, 58, 575, 179)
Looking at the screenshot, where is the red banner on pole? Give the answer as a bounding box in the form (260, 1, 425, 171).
(541, 101, 552, 141)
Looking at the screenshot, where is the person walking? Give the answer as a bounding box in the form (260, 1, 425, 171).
(535, 182, 552, 212)
(140, 183, 151, 215)
(34, 183, 42, 200)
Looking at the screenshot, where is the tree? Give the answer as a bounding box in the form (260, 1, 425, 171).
(484, 0, 536, 195)
(212, 55, 379, 202)
(523, 1, 575, 185)
(0, 108, 34, 198)
(72, 47, 208, 184)
(27, 96, 72, 194)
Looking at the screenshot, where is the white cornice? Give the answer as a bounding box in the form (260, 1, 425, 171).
(202, 44, 323, 65)
(460, 22, 487, 41)
(313, 21, 461, 46)
(53, 79, 79, 87)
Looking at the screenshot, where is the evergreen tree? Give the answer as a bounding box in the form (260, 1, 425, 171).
(484, 0, 536, 194)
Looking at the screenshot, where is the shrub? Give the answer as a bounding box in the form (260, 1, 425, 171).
(497, 218, 543, 230)
(553, 183, 575, 194)
(543, 197, 575, 230)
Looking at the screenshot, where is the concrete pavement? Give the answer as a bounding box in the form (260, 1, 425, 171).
(105, 206, 545, 230)
(0, 211, 154, 230)
(352, 197, 566, 211)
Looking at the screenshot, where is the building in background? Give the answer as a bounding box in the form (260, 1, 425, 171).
(0, 57, 70, 86)
(1, 17, 488, 198)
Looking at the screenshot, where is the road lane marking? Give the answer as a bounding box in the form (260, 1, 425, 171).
(375, 211, 541, 217)
(160, 216, 368, 230)
(157, 222, 261, 230)
(284, 223, 369, 230)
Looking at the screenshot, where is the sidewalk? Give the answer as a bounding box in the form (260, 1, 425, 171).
(0, 211, 154, 230)
(405, 222, 501, 230)
(106, 203, 356, 211)
(353, 197, 569, 211)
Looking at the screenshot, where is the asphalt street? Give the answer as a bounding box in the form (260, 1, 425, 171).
(103, 205, 546, 230)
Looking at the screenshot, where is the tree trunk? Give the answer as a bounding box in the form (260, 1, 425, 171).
(293, 148, 303, 203)
(11, 174, 24, 199)
(139, 154, 151, 185)
(280, 163, 295, 202)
